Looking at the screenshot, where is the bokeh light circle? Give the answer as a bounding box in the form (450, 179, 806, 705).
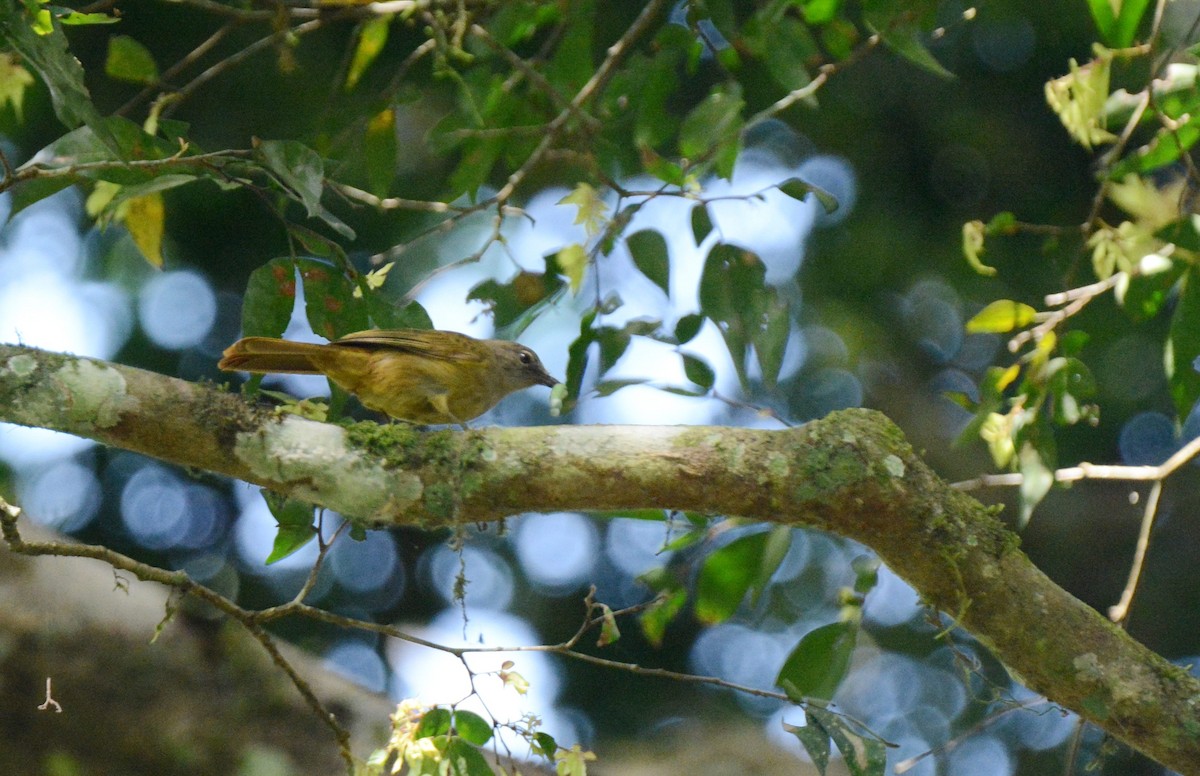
(139, 270, 217, 349)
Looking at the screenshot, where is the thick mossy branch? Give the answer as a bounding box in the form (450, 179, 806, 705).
(2, 344, 1198, 773)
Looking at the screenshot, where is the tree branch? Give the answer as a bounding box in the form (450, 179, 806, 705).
(1, 343, 1198, 773)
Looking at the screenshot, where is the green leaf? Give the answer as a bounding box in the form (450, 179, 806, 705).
(452, 710, 493, 746)
(965, 300, 1037, 334)
(695, 243, 790, 387)
(1060, 330, 1090, 357)
(691, 203, 714, 245)
(1087, 0, 1116, 42)
(345, 15, 390, 91)
(105, 35, 159, 85)
(593, 378, 647, 397)
(632, 30, 689, 148)
(696, 531, 771, 624)
(242, 258, 299, 339)
(98, 175, 203, 216)
(778, 177, 839, 214)
(566, 311, 598, 402)
(640, 588, 687, 647)
(1117, 255, 1184, 321)
(863, 0, 951, 79)
(371, 300, 432, 332)
(8, 176, 74, 219)
(363, 109, 398, 198)
(23, 116, 179, 184)
(681, 354, 715, 390)
(597, 326, 631, 372)
(1157, 214, 1200, 251)
(699, 243, 767, 387)
(1168, 266, 1200, 418)
(782, 719, 831, 774)
(543, 1, 594, 91)
(469, 269, 564, 329)
(760, 16, 817, 93)
(802, 0, 842, 25)
(776, 621, 858, 701)
(256, 140, 354, 238)
(56, 11, 119, 26)
(638, 143, 687, 185)
(0, 0, 113, 146)
(627, 229, 670, 296)
(290, 225, 351, 264)
(415, 707, 452, 738)
(443, 739, 493, 776)
(265, 523, 316, 564)
(758, 526, 792, 598)
(532, 731, 558, 758)
(261, 491, 317, 564)
(1088, 0, 1150, 47)
(679, 84, 745, 164)
(1109, 116, 1200, 178)
(756, 295, 790, 390)
(1017, 443, 1053, 528)
(851, 555, 880, 594)
(675, 313, 704, 344)
(296, 258, 369, 341)
(1048, 356, 1098, 425)
(807, 707, 888, 776)
(986, 210, 1017, 234)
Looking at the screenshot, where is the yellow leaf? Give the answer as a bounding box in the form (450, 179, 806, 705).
(980, 412, 1015, 469)
(966, 300, 1037, 333)
(124, 193, 165, 268)
(962, 220, 996, 276)
(1044, 46, 1116, 150)
(499, 668, 529, 695)
(0, 54, 34, 121)
(353, 261, 394, 298)
(995, 363, 1021, 391)
(85, 181, 122, 221)
(557, 243, 588, 293)
(557, 183, 609, 238)
(346, 15, 391, 91)
(553, 744, 597, 776)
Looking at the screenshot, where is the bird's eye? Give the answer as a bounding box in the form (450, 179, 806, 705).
(519, 350, 533, 364)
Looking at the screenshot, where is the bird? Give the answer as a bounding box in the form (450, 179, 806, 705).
(219, 328, 559, 426)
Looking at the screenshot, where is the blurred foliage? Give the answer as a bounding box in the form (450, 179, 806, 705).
(5, 0, 1200, 774)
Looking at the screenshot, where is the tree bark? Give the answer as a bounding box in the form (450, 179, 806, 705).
(2, 343, 1198, 774)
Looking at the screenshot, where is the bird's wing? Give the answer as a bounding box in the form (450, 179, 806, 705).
(333, 329, 485, 362)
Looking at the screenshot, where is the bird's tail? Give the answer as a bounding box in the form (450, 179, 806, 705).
(218, 337, 329, 374)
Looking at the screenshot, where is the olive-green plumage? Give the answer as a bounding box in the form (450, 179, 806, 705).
(219, 329, 558, 425)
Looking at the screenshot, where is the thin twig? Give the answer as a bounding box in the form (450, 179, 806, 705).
(1107, 479, 1162, 623)
(38, 677, 63, 713)
(493, 0, 673, 205)
(1007, 274, 1121, 352)
(894, 695, 1052, 774)
(334, 182, 522, 216)
(162, 17, 329, 118)
(0, 504, 356, 773)
(468, 24, 600, 132)
(117, 21, 237, 118)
